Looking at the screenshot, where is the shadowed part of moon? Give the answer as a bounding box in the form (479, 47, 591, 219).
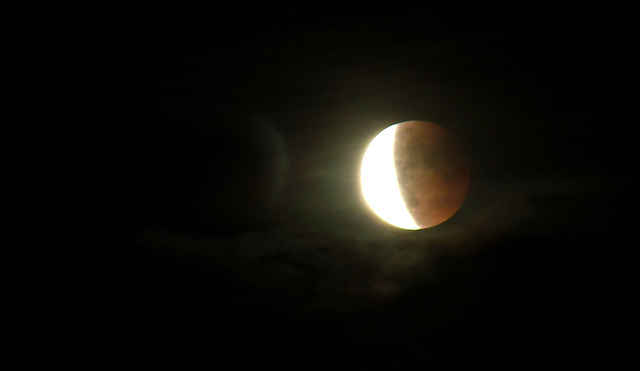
(393, 121, 471, 228)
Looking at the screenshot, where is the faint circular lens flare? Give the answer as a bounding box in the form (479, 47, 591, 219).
(361, 124, 420, 230)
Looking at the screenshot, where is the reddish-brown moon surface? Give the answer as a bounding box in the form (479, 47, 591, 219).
(393, 121, 471, 228)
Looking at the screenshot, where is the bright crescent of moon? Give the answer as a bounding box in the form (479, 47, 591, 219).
(361, 124, 420, 230)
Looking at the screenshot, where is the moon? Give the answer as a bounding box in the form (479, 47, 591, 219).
(361, 120, 471, 230)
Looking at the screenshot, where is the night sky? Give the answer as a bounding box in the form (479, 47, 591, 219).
(28, 4, 634, 369)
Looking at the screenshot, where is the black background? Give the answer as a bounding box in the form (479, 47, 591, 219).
(27, 3, 634, 369)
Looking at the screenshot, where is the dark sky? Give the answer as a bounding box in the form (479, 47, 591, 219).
(28, 4, 634, 369)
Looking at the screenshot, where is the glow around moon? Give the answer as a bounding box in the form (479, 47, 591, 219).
(361, 121, 471, 230)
